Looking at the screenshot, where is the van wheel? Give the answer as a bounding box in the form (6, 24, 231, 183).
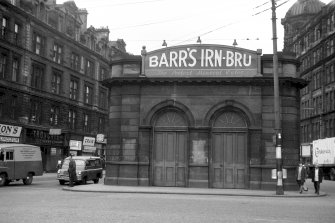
(0, 173, 7, 186)
(59, 180, 65, 185)
(23, 174, 33, 185)
(93, 178, 99, 184)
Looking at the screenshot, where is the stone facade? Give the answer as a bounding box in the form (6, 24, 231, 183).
(103, 45, 306, 190)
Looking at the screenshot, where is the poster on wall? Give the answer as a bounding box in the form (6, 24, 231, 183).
(191, 140, 207, 164)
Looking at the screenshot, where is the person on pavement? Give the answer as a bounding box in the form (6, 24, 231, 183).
(295, 162, 307, 193)
(68, 154, 76, 187)
(311, 164, 323, 195)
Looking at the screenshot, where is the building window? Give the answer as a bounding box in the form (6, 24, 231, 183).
(84, 84, 93, 104)
(52, 43, 63, 64)
(83, 113, 90, 132)
(1, 17, 8, 39)
(51, 70, 61, 94)
(10, 0, 17, 6)
(98, 117, 105, 133)
(68, 109, 76, 130)
(70, 53, 80, 71)
(33, 33, 45, 56)
(331, 64, 335, 83)
(69, 78, 78, 100)
(10, 95, 17, 119)
(100, 67, 106, 80)
(0, 53, 8, 79)
(99, 89, 107, 109)
(50, 105, 60, 126)
(13, 23, 21, 45)
(0, 92, 4, 118)
(12, 57, 19, 82)
(31, 63, 44, 89)
(30, 100, 42, 124)
(85, 59, 94, 76)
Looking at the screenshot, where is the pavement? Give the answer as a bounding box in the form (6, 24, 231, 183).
(39, 172, 327, 197)
(59, 172, 327, 197)
(62, 183, 327, 197)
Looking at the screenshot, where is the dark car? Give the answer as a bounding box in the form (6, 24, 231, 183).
(57, 156, 103, 185)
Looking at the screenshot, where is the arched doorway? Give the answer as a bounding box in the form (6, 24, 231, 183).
(153, 110, 188, 187)
(211, 111, 248, 189)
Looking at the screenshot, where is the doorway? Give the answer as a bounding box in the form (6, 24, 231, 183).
(211, 111, 248, 189)
(153, 110, 188, 187)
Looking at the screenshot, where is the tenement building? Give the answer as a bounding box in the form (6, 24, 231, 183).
(0, 0, 123, 172)
(282, 0, 335, 165)
(103, 45, 306, 190)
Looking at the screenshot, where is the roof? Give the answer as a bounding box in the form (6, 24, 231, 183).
(285, 0, 325, 18)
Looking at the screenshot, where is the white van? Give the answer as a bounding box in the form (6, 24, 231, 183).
(0, 144, 43, 186)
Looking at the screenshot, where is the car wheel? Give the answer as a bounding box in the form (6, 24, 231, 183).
(0, 173, 7, 186)
(23, 173, 33, 185)
(59, 180, 65, 185)
(330, 168, 335, 181)
(93, 178, 99, 184)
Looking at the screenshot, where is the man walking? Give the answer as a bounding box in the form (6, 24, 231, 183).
(68, 154, 76, 187)
(296, 162, 307, 193)
(311, 164, 323, 195)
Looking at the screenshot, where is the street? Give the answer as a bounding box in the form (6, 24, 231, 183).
(0, 174, 334, 223)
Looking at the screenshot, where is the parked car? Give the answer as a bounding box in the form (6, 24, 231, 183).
(57, 156, 103, 185)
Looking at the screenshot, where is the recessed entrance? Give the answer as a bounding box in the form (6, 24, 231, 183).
(212, 111, 248, 189)
(153, 110, 187, 187)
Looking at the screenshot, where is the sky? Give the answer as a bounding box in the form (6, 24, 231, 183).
(57, 0, 333, 55)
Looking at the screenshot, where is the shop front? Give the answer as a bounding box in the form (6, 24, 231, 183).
(104, 44, 306, 190)
(25, 128, 66, 172)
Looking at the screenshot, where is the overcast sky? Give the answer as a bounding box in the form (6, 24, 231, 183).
(57, 0, 333, 55)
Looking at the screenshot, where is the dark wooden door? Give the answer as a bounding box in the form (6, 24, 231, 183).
(154, 131, 187, 187)
(212, 132, 247, 188)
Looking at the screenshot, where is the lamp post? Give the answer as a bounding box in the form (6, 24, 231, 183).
(271, 0, 283, 195)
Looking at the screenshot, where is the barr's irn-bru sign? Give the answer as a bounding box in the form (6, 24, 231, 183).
(144, 44, 261, 77)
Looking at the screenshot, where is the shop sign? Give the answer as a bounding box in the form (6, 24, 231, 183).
(49, 129, 62, 135)
(69, 140, 82, 151)
(96, 134, 106, 144)
(83, 146, 96, 153)
(0, 136, 20, 143)
(83, 136, 95, 146)
(0, 123, 22, 137)
(26, 129, 64, 146)
(144, 44, 261, 78)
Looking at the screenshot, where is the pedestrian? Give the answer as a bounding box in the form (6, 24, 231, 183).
(68, 154, 76, 187)
(311, 164, 323, 195)
(295, 162, 307, 193)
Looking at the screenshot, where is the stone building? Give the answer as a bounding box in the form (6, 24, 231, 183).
(0, 0, 123, 172)
(103, 45, 306, 190)
(282, 0, 335, 169)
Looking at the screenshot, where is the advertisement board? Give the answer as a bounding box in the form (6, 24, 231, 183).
(144, 44, 261, 78)
(69, 140, 82, 151)
(312, 137, 335, 165)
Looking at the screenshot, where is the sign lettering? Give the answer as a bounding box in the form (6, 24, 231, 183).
(0, 124, 22, 137)
(144, 45, 260, 77)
